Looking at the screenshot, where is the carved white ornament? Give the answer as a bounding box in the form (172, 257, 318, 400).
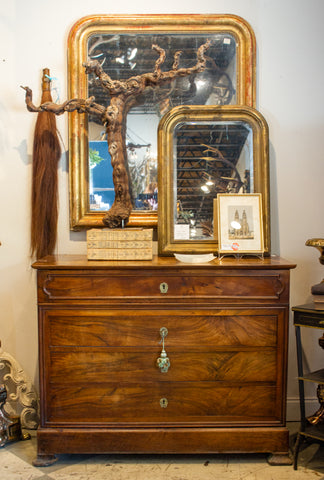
(0, 342, 39, 429)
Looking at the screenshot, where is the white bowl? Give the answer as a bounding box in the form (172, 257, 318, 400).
(174, 253, 215, 264)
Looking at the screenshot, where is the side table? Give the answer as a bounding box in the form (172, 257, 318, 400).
(293, 304, 324, 469)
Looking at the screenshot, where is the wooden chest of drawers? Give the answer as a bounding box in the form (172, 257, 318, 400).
(32, 255, 295, 466)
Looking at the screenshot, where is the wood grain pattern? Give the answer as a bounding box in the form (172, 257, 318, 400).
(45, 383, 277, 423)
(48, 349, 277, 383)
(44, 309, 278, 347)
(40, 271, 287, 302)
(33, 255, 294, 460)
(36, 426, 290, 455)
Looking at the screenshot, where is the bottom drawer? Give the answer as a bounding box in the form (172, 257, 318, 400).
(45, 382, 277, 425)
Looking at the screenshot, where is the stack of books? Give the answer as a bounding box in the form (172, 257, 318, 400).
(311, 281, 324, 309)
(87, 228, 153, 260)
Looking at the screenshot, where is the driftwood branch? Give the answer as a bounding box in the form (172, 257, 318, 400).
(22, 41, 210, 228)
(21, 86, 106, 118)
(201, 144, 243, 191)
(83, 40, 210, 98)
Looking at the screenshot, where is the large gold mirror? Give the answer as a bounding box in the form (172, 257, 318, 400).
(158, 105, 270, 255)
(68, 14, 256, 229)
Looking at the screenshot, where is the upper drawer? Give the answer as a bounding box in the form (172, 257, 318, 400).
(37, 268, 290, 305)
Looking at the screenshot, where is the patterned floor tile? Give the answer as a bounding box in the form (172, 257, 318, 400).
(0, 448, 45, 480)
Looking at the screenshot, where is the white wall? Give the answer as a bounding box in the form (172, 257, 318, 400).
(1, 0, 324, 420)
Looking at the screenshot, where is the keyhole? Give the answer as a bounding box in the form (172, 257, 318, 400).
(160, 282, 168, 294)
(160, 398, 168, 408)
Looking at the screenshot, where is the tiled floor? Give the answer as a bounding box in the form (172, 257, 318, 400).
(1, 425, 324, 480)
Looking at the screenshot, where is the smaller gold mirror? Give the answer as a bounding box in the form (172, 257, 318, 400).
(158, 105, 270, 255)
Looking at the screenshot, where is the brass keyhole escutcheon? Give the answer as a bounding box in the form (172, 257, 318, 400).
(160, 282, 168, 294)
(160, 398, 168, 408)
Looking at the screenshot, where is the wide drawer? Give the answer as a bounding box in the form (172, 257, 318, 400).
(48, 348, 277, 383)
(37, 268, 289, 304)
(44, 382, 277, 425)
(42, 308, 279, 347)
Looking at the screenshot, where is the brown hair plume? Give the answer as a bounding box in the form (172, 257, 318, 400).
(31, 69, 61, 259)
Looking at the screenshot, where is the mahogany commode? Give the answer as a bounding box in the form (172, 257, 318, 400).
(32, 254, 295, 466)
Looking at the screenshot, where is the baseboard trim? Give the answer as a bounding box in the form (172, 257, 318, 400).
(286, 396, 319, 421)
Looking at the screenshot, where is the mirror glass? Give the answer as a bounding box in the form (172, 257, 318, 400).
(173, 120, 253, 241)
(87, 32, 237, 213)
(158, 105, 270, 256)
(68, 15, 256, 229)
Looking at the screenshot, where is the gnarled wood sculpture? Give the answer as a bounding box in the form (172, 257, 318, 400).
(22, 41, 210, 228)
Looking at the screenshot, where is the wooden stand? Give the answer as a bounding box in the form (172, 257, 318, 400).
(293, 304, 324, 469)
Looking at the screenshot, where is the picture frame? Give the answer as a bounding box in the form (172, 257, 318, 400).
(217, 193, 264, 254)
(67, 14, 256, 230)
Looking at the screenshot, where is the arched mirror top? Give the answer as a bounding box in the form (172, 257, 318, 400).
(157, 105, 270, 255)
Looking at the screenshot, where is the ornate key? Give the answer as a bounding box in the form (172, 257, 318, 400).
(156, 327, 170, 373)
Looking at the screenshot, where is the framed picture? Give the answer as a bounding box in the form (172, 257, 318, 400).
(217, 193, 264, 254)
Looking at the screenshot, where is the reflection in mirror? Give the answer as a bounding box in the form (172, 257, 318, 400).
(68, 15, 256, 229)
(173, 121, 253, 240)
(87, 33, 236, 213)
(158, 105, 270, 256)
(89, 141, 114, 211)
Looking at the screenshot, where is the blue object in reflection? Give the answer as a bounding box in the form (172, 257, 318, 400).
(89, 141, 115, 209)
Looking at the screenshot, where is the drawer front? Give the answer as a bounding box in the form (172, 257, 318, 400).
(49, 348, 277, 383)
(44, 383, 277, 425)
(38, 269, 289, 304)
(294, 310, 324, 328)
(40, 307, 285, 427)
(43, 309, 279, 348)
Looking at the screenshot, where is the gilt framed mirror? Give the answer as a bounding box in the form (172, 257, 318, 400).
(68, 14, 256, 229)
(157, 105, 270, 256)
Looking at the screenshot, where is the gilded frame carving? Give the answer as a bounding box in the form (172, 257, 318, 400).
(158, 105, 270, 256)
(68, 14, 256, 230)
